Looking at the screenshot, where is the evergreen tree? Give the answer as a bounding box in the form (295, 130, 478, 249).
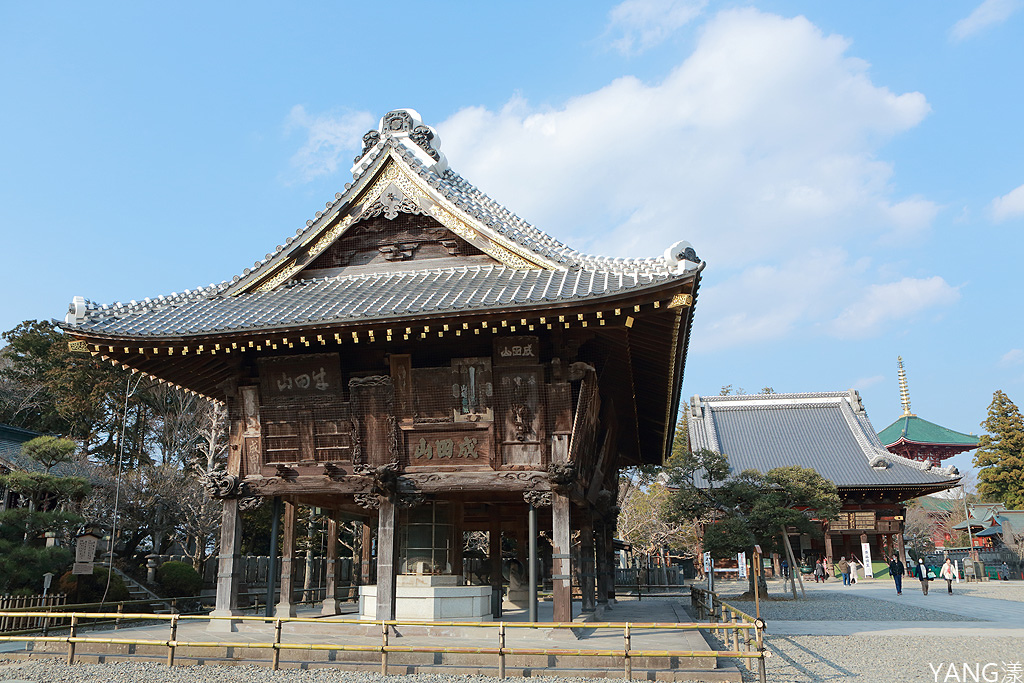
(974, 390, 1024, 509)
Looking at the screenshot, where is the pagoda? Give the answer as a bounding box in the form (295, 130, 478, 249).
(60, 109, 703, 628)
(877, 357, 979, 467)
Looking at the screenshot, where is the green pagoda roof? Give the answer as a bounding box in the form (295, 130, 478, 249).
(878, 415, 979, 448)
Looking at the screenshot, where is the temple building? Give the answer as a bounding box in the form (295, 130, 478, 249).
(877, 357, 979, 467)
(60, 109, 703, 626)
(686, 390, 960, 568)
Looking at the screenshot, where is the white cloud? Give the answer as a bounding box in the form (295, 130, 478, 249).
(951, 0, 1022, 41)
(829, 277, 960, 339)
(605, 0, 707, 55)
(990, 182, 1024, 222)
(286, 9, 950, 351)
(284, 105, 375, 183)
(1001, 349, 1024, 367)
(438, 10, 932, 270)
(852, 375, 885, 391)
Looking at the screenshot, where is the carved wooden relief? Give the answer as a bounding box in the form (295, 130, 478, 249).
(239, 385, 262, 476)
(495, 366, 545, 467)
(389, 354, 413, 421)
(451, 357, 493, 421)
(547, 383, 572, 435)
(411, 367, 457, 421)
(349, 376, 397, 466)
(305, 213, 485, 270)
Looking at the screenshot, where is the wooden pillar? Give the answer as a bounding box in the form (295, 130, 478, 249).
(552, 493, 572, 622)
(209, 498, 242, 632)
(606, 523, 617, 602)
(361, 521, 374, 585)
(897, 523, 907, 565)
(276, 501, 297, 617)
(580, 512, 595, 613)
(489, 518, 503, 618)
(321, 512, 340, 615)
(824, 532, 834, 564)
(450, 501, 464, 578)
(375, 498, 398, 621)
(528, 503, 539, 622)
(595, 519, 610, 609)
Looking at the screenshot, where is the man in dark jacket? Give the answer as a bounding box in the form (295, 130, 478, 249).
(888, 555, 905, 595)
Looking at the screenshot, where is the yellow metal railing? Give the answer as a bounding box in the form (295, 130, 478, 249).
(0, 609, 766, 680)
(690, 586, 767, 683)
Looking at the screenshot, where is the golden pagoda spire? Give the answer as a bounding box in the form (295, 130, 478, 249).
(897, 356, 914, 416)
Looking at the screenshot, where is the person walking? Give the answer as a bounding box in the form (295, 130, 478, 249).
(940, 558, 956, 594)
(1000, 562, 1010, 581)
(814, 559, 824, 583)
(781, 558, 789, 579)
(888, 555, 905, 595)
(838, 556, 851, 586)
(919, 563, 932, 595)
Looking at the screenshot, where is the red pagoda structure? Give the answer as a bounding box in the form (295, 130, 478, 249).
(877, 357, 979, 467)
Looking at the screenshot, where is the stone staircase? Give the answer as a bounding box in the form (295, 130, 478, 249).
(111, 567, 174, 614)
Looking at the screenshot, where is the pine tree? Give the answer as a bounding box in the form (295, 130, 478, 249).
(974, 390, 1024, 509)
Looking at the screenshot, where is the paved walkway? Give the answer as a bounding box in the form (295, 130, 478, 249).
(764, 581, 1024, 636)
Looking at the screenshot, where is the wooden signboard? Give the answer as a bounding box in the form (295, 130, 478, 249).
(259, 353, 343, 401)
(494, 336, 540, 365)
(403, 426, 493, 468)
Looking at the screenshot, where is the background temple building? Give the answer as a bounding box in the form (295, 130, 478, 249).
(877, 357, 979, 467)
(61, 109, 703, 626)
(686, 391, 961, 571)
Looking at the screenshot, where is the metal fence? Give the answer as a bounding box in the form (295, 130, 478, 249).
(0, 606, 767, 681)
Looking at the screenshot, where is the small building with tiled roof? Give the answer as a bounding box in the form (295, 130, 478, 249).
(687, 390, 960, 567)
(59, 108, 703, 626)
(877, 357, 979, 466)
(0, 423, 42, 511)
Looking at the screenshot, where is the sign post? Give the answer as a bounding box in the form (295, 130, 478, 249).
(861, 541, 874, 579)
(703, 551, 713, 592)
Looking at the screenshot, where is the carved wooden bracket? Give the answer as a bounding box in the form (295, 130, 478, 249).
(523, 490, 553, 507)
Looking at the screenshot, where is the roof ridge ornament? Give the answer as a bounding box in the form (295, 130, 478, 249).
(352, 108, 447, 178)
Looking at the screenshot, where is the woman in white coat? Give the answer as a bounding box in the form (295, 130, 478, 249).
(940, 558, 956, 594)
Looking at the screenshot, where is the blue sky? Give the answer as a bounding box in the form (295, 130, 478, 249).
(2, 1, 1022, 478)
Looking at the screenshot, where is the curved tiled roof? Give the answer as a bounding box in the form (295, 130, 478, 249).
(63, 264, 678, 339)
(62, 109, 701, 340)
(687, 391, 960, 488)
(877, 414, 980, 448)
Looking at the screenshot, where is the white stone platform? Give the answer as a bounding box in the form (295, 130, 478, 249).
(359, 575, 492, 621)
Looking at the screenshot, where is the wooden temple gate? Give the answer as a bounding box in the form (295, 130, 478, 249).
(61, 108, 703, 626)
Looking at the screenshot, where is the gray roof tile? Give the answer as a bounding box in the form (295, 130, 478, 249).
(63, 265, 674, 339)
(687, 392, 959, 488)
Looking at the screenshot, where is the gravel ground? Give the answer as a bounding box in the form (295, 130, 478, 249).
(0, 661, 681, 683)
(705, 633, 1024, 683)
(947, 581, 1024, 602)
(706, 590, 977, 622)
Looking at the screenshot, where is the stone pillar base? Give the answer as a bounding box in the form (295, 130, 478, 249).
(275, 600, 297, 618)
(207, 609, 241, 632)
(321, 598, 340, 616)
